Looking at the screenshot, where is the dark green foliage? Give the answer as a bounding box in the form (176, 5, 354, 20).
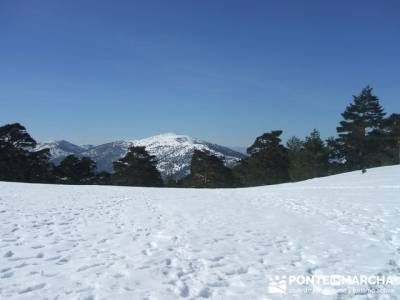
(179, 150, 238, 188)
(384, 113, 400, 164)
(1, 85, 398, 188)
(326, 137, 347, 175)
(112, 146, 163, 187)
(0, 123, 36, 149)
(94, 171, 112, 185)
(336, 86, 386, 171)
(25, 149, 54, 182)
(0, 123, 53, 182)
(0, 142, 26, 181)
(235, 130, 290, 186)
(287, 130, 329, 181)
(287, 136, 308, 181)
(303, 129, 329, 178)
(54, 155, 97, 184)
(247, 130, 285, 156)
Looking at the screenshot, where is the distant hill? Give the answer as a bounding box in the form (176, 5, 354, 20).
(36, 133, 246, 180)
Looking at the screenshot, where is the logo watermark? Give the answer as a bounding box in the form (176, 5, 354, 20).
(268, 276, 288, 294)
(268, 274, 400, 295)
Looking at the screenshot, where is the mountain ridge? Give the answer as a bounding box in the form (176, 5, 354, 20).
(36, 133, 246, 180)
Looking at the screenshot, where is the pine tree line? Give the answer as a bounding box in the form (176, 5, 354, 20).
(1, 86, 399, 188)
(177, 86, 399, 187)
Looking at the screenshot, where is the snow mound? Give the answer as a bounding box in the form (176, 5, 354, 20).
(0, 165, 399, 299)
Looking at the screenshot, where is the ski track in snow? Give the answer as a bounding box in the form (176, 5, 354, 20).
(0, 166, 400, 299)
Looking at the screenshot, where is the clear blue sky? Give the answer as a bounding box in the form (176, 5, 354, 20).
(1, 0, 399, 147)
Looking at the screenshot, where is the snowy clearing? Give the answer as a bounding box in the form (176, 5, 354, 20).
(0, 166, 400, 299)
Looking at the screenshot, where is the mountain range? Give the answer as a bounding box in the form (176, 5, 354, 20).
(36, 133, 246, 181)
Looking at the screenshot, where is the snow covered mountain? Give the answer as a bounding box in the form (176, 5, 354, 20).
(37, 133, 246, 180)
(35, 140, 87, 165)
(1, 166, 399, 299)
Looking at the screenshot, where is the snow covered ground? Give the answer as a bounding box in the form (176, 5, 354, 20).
(0, 166, 399, 299)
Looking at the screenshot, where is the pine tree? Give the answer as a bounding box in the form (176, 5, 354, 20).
(54, 155, 97, 184)
(326, 137, 346, 175)
(26, 148, 54, 183)
(287, 136, 308, 181)
(0, 123, 36, 149)
(287, 130, 329, 181)
(112, 146, 163, 187)
(385, 113, 400, 164)
(180, 150, 238, 188)
(0, 123, 53, 182)
(94, 171, 112, 185)
(235, 130, 290, 186)
(336, 86, 386, 172)
(303, 129, 329, 178)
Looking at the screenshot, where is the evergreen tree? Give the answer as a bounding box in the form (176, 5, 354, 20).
(336, 86, 386, 171)
(0, 123, 36, 149)
(287, 130, 329, 181)
(235, 130, 290, 186)
(326, 137, 346, 175)
(54, 155, 97, 184)
(287, 136, 308, 181)
(0, 123, 53, 182)
(0, 143, 27, 181)
(94, 171, 112, 185)
(180, 150, 238, 188)
(302, 129, 329, 178)
(112, 146, 163, 187)
(25, 148, 54, 183)
(384, 113, 400, 164)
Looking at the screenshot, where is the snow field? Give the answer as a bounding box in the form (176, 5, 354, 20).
(0, 166, 399, 299)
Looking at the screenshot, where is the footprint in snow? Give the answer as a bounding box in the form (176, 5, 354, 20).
(19, 283, 46, 294)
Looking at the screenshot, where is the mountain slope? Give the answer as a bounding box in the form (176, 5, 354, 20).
(123, 133, 245, 180)
(39, 133, 246, 180)
(1, 166, 399, 299)
(35, 140, 86, 164)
